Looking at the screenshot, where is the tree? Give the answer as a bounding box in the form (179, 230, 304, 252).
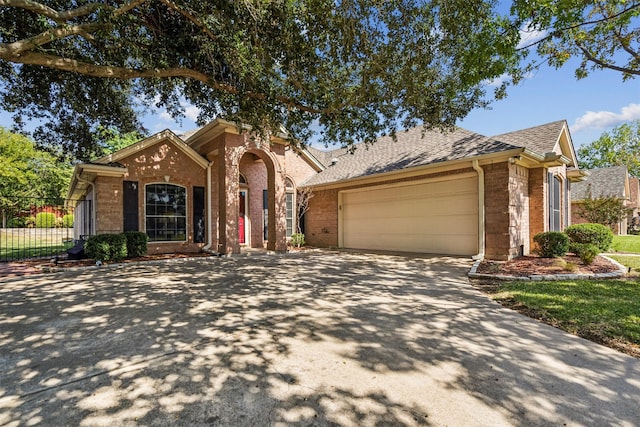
(578, 195, 630, 228)
(0, 127, 72, 226)
(511, 0, 640, 80)
(94, 126, 145, 157)
(296, 187, 314, 234)
(577, 120, 640, 177)
(0, 0, 524, 161)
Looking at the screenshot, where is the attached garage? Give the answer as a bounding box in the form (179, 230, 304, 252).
(339, 173, 479, 255)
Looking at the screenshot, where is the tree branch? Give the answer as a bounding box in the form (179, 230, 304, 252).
(1, 51, 327, 114)
(157, 0, 219, 42)
(517, 2, 640, 51)
(1, 24, 103, 56)
(575, 41, 640, 75)
(0, 0, 148, 22)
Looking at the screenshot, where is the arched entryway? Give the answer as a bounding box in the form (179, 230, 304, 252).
(215, 140, 286, 254)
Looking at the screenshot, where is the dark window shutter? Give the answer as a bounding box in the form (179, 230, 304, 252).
(123, 181, 139, 231)
(193, 186, 205, 243)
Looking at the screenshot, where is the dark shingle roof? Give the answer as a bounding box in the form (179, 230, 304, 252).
(571, 166, 628, 201)
(491, 120, 566, 153)
(301, 127, 520, 187)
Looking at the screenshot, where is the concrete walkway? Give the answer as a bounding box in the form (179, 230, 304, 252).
(0, 251, 638, 426)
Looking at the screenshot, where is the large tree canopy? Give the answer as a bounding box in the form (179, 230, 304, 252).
(512, 0, 640, 79)
(0, 0, 523, 161)
(578, 120, 640, 177)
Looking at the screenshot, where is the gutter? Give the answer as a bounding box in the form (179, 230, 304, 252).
(472, 159, 485, 260)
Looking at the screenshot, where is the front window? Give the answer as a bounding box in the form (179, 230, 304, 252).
(285, 178, 295, 237)
(548, 173, 562, 231)
(145, 184, 187, 241)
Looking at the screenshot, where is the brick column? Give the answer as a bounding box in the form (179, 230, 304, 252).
(218, 145, 241, 255)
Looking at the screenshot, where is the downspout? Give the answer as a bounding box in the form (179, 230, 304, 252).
(203, 161, 213, 251)
(75, 174, 96, 237)
(472, 160, 485, 260)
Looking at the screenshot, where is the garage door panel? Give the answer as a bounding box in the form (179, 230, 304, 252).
(341, 176, 478, 255)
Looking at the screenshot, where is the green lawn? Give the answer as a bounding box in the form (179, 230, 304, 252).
(491, 279, 640, 356)
(610, 235, 640, 254)
(609, 255, 640, 273)
(1, 228, 74, 261)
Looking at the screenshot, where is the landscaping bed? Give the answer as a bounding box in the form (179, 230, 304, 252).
(476, 254, 620, 277)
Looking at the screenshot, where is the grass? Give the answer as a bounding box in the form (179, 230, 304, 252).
(609, 255, 640, 273)
(1, 228, 74, 261)
(610, 235, 640, 254)
(491, 279, 640, 357)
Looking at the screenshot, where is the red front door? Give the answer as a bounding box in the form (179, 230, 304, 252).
(239, 190, 246, 244)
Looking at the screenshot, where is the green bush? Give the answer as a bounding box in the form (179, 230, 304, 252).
(123, 231, 149, 258)
(290, 233, 305, 248)
(62, 214, 74, 228)
(26, 216, 36, 228)
(55, 217, 64, 228)
(565, 223, 613, 252)
(35, 212, 56, 228)
(533, 231, 569, 258)
(84, 233, 128, 262)
(569, 242, 600, 265)
(7, 217, 27, 228)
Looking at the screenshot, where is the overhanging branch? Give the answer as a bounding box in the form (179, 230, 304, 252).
(2, 51, 328, 114)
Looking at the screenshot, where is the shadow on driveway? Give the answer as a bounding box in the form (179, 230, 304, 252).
(0, 251, 638, 426)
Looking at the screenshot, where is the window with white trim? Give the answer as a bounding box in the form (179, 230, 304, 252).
(285, 178, 295, 237)
(145, 183, 187, 242)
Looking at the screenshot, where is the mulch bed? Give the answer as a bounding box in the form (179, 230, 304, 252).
(476, 254, 620, 277)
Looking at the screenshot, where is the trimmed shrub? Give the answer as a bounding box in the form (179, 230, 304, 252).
(62, 214, 74, 228)
(123, 231, 149, 258)
(533, 231, 569, 258)
(84, 233, 127, 262)
(565, 223, 613, 252)
(7, 217, 27, 228)
(35, 212, 56, 228)
(569, 242, 599, 265)
(290, 233, 305, 248)
(55, 217, 64, 228)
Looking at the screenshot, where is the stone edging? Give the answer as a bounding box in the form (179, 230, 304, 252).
(468, 255, 628, 281)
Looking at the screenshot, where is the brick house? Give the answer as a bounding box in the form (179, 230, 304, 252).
(571, 166, 633, 235)
(67, 119, 583, 260)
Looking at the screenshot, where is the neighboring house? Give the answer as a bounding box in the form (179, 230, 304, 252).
(628, 176, 640, 231)
(67, 119, 584, 260)
(570, 166, 632, 235)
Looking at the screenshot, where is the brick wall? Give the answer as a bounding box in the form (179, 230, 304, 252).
(528, 167, 546, 251)
(120, 140, 207, 255)
(305, 188, 339, 247)
(284, 147, 319, 185)
(95, 176, 124, 235)
(483, 162, 511, 260)
(508, 164, 530, 258)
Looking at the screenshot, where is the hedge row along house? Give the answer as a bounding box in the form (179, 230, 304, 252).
(67, 119, 586, 260)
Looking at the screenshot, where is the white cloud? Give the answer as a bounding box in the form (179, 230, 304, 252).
(517, 23, 548, 50)
(183, 103, 200, 122)
(572, 103, 640, 132)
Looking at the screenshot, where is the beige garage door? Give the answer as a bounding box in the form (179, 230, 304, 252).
(340, 174, 478, 255)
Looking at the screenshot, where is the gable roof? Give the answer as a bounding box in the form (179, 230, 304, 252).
(302, 120, 578, 187)
(571, 166, 629, 201)
(301, 127, 522, 187)
(491, 120, 577, 167)
(97, 129, 209, 169)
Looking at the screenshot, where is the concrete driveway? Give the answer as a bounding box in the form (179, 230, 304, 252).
(0, 251, 638, 426)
